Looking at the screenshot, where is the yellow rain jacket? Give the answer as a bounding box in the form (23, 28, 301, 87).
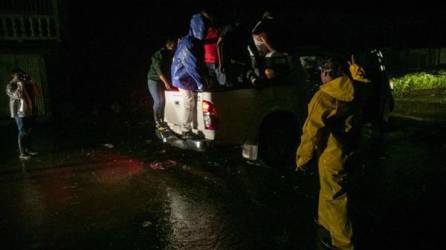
(296, 73, 362, 250)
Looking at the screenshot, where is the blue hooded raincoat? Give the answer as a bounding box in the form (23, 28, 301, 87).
(171, 14, 207, 91)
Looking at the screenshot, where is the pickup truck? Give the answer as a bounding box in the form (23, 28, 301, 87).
(156, 52, 322, 167)
(157, 49, 392, 167)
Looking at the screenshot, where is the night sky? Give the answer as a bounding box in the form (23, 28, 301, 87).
(52, 1, 446, 116)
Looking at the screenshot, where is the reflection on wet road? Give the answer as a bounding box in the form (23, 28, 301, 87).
(1, 116, 446, 249)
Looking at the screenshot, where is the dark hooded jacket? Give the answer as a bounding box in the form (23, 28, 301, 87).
(171, 14, 207, 91)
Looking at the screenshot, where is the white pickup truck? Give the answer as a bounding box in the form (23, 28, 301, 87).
(158, 52, 327, 167)
(158, 49, 393, 167)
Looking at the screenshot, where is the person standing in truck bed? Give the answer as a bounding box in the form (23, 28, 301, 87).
(171, 12, 209, 139)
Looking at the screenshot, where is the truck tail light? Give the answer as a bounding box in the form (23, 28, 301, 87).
(202, 100, 217, 130)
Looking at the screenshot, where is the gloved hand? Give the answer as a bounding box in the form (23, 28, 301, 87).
(197, 84, 205, 92)
(348, 55, 371, 83)
(295, 155, 312, 174)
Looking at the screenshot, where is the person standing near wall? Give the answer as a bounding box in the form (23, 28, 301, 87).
(6, 69, 40, 160)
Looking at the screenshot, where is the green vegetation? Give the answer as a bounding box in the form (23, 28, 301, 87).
(391, 70, 446, 96)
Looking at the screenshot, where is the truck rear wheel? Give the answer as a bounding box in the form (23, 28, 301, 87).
(258, 114, 300, 169)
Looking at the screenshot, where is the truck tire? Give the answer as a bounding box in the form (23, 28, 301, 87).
(258, 114, 300, 169)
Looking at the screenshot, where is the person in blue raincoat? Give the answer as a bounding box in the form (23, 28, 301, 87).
(171, 13, 209, 139)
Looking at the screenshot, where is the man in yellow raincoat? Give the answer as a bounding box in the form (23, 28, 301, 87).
(296, 56, 369, 250)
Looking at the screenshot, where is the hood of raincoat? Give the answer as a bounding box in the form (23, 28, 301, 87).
(189, 14, 207, 40)
(320, 75, 354, 102)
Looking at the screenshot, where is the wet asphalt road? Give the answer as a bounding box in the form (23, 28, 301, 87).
(1, 115, 446, 250)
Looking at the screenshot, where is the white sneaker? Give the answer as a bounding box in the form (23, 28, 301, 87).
(19, 154, 31, 160)
(26, 149, 39, 156)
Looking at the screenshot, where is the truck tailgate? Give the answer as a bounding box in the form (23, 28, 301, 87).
(164, 90, 184, 128)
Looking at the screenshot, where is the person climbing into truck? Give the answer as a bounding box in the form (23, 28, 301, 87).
(171, 12, 209, 139)
(147, 36, 177, 129)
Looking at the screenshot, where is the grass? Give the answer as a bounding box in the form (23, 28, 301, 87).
(390, 70, 446, 96)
